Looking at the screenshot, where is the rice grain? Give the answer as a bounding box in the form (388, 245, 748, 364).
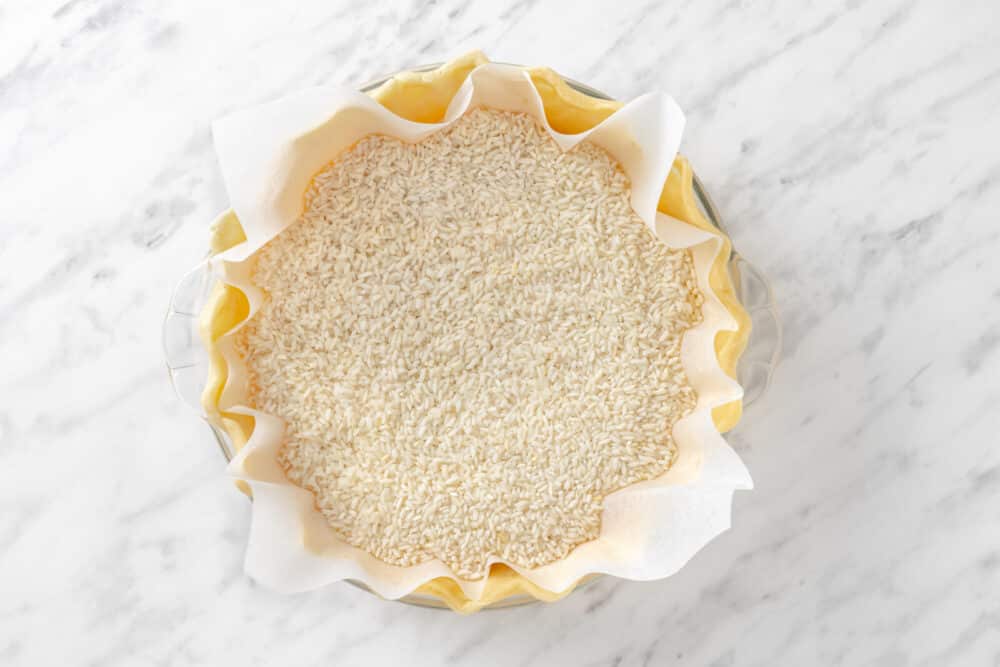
(238, 108, 703, 579)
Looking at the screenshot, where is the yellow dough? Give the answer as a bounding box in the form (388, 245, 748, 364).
(200, 53, 750, 613)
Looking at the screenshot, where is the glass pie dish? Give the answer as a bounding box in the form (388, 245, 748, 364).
(163, 62, 781, 611)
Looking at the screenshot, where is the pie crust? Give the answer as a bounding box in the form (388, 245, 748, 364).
(199, 52, 750, 612)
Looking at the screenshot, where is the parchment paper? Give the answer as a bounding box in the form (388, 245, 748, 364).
(208, 63, 752, 600)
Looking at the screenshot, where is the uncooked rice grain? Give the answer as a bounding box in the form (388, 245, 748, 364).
(238, 108, 703, 579)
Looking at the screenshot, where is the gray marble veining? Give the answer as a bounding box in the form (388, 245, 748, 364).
(1, 1, 998, 665)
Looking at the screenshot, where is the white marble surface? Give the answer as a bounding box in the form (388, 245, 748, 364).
(2, 0, 999, 664)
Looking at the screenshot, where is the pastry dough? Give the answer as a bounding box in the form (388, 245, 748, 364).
(200, 52, 750, 612)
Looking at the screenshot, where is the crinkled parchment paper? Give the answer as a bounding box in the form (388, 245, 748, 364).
(205, 62, 752, 602)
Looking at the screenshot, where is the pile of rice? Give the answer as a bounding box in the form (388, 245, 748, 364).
(238, 108, 703, 579)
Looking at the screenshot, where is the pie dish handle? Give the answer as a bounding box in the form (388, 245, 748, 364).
(162, 259, 214, 416)
(730, 254, 781, 407)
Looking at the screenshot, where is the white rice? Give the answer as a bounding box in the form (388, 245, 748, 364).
(238, 108, 703, 579)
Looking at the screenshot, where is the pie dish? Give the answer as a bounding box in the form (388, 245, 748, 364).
(180, 52, 772, 612)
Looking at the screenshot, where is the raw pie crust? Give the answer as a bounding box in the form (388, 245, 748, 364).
(201, 52, 750, 612)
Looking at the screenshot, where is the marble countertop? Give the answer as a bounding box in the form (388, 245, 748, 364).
(3, 1, 999, 665)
